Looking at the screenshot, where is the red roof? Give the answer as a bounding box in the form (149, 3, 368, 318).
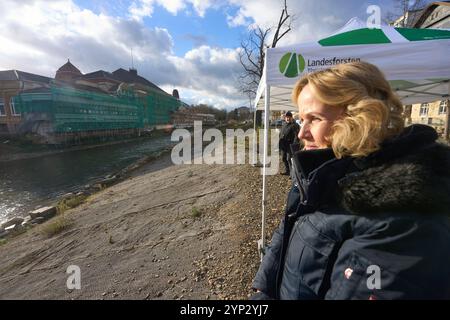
(56, 59, 82, 75)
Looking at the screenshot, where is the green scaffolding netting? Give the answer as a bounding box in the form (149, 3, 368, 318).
(13, 85, 181, 133)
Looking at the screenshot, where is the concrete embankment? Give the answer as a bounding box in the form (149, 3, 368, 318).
(0, 153, 291, 300)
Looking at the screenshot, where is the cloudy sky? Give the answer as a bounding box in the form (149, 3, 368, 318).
(0, 0, 436, 110)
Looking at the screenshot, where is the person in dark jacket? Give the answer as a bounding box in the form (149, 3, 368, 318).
(252, 61, 450, 300)
(279, 111, 300, 175)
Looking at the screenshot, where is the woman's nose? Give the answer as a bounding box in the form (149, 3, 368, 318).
(298, 122, 310, 140)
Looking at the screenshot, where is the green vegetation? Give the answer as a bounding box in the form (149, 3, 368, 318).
(41, 215, 72, 238)
(191, 207, 202, 218)
(0, 239, 7, 246)
(57, 194, 88, 214)
(190, 104, 227, 122)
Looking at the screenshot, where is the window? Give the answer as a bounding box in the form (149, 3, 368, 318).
(439, 100, 448, 115)
(0, 98, 5, 116)
(419, 103, 429, 116)
(428, 118, 433, 125)
(10, 97, 19, 115)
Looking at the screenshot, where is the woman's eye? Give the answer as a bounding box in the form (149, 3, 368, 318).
(311, 117, 321, 122)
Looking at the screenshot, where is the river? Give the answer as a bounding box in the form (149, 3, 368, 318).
(0, 134, 176, 225)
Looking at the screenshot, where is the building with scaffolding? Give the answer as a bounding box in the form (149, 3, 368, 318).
(0, 60, 183, 144)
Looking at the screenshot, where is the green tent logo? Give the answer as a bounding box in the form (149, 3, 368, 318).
(279, 53, 305, 78)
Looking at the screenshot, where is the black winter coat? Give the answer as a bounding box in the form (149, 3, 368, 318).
(253, 124, 450, 300)
(279, 121, 300, 152)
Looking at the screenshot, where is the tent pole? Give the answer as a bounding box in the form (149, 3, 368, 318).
(252, 102, 257, 165)
(445, 82, 450, 141)
(259, 85, 270, 261)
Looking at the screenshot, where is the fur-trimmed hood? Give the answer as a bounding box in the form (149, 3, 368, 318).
(293, 125, 450, 216)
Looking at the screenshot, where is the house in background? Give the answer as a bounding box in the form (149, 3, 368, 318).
(0, 71, 51, 135)
(0, 60, 183, 143)
(408, 100, 449, 135)
(413, 1, 450, 28)
(393, 1, 450, 139)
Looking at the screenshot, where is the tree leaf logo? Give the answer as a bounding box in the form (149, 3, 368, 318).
(279, 53, 305, 78)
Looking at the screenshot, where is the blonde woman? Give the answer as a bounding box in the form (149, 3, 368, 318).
(252, 61, 450, 300)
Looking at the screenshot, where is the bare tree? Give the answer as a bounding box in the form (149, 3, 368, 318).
(238, 0, 293, 103)
(385, 0, 428, 26)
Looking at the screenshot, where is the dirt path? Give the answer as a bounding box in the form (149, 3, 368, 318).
(0, 156, 291, 300)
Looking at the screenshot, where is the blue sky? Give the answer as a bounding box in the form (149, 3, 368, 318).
(73, 0, 248, 56)
(0, 0, 438, 110)
(142, 7, 245, 56)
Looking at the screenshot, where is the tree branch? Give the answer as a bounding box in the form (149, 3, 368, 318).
(238, 0, 293, 97)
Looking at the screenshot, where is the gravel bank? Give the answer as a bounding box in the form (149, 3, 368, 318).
(0, 154, 291, 300)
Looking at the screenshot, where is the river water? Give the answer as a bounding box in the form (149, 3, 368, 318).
(0, 134, 176, 225)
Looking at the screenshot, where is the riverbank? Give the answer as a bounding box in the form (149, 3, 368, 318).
(0, 130, 172, 163)
(0, 153, 290, 299)
(0, 132, 178, 225)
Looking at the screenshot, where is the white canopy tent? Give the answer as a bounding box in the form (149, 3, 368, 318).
(254, 18, 450, 257)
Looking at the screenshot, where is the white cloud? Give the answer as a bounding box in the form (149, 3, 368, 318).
(128, 0, 154, 21)
(0, 0, 247, 111)
(128, 0, 218, 20)
(225, 0, 385, 45)
(161, 85, 245, 110)
(166, 45, 245, 109)
(189, 0, 216, 18)
(226, 9, 251, 27)
(158, 0, 186, 15)
(322, 15, 344, 26)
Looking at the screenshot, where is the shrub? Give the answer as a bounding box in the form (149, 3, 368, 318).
(191, 207, 202, 218)
(41, 215, 72, 238)
(57, 195, 87, 214)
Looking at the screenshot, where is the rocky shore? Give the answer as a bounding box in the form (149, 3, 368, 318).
(0, 152, 290, 299)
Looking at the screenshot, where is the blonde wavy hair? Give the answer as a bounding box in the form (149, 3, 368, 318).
(292, 61, 405, 158)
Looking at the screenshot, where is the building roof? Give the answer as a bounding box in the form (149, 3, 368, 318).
(0, 70, 52, 83)
(112, 68, 168, 95)
(82, 70, 120, 82)
(50, 83, 110, 95)
(413, 1, 450, 27)
(17, 70, 52, 83)
(20, 87, 52, 94)
(391, 7, 426, 27)
(1, 66, 174, 98)
(56, 59, 82, 75)
(0, 70, 18, 81)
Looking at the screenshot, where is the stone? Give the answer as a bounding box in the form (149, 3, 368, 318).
(100, 176, 117, 186)
(4, 224, 23, 234)
(30, 217, 46, 225)
(93, 183, 103, 190)
(0, 230, 9, 238)
(4, 224, 17, 231)
(62, 193, 74, 199)
(29, 206, 56, 220)
(21, 216, 32, 227)
(1, 217, 24, 230)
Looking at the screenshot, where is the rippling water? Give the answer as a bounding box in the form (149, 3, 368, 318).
(0, 135, 175, 225)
